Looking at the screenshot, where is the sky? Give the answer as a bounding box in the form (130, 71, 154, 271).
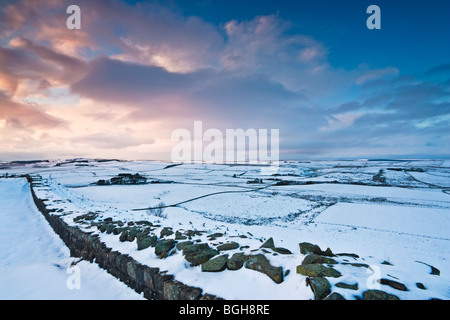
(0, 0, 449, 161)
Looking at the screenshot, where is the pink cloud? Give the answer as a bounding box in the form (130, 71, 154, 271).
(0, 92, 65, 130)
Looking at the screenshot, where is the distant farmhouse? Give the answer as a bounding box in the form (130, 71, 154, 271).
(97, 173, 147, 185)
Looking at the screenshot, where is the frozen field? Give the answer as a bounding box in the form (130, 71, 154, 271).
(315, 203, 449, 239)
(0, 159, 449, 300)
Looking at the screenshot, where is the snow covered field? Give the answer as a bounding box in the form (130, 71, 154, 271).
(0, 178, 142, 300)
(0, 159, 449, 300)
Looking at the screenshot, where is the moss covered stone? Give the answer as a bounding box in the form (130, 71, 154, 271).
(137, 235, 157, 251)
(217, 242, 239, 251)
(160, 227, 174, 238)
(362, 289, 400, 300)
(336, 282, 358, 290)
(271, 247, 292, 255)
(302, 254, 337, 265)
(260, 237, 275, 249)
(227, 253, 248, 271)
(175, 230, 187, 240)
(183, 243, 219, 266)
(306, 277, 331, 300)
(296, 264, 342, 278)
(154, 239, 176, 257)
(201, 254, 229, 272)
(299, 242, 322, 255)
(324, 292, 346, 300)
(245, 254, 284, 284)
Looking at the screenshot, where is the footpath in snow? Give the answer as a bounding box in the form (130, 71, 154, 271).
(0, 178, 142, 300)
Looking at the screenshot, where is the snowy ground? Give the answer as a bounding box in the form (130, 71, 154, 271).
(0, 178, 143, 300)
(0, 159, 449, 300)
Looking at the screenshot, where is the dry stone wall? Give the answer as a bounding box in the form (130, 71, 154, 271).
(26, 175, 221, 300)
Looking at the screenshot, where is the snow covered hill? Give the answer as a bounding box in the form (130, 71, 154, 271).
(0, 159, 449, 300)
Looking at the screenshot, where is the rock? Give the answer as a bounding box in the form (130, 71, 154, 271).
(321, 247, 335, 257)
(136, 229, 150, 240)
(182, 243, 210, 255)
(227, 253, 248, 270)
(335, 282, 358, 290)
(113, 227, 125, 235)
(163, 280, 186, 300)
(185, 230, 203, 239)
(200, 293, 224, 300)
(183, 243, 218, 266)
(175, 231, 187, 240)
(73, 212, 97, 222)
(377, 278, 408, 291)
(136, 235, 157, 250)
(179, 287, 203, 300)
(160, 227, 174, 238)
(100, 223, 116, 234)
(306, 277, 331, 300)
(415, 261, 440, 276)
(207, 232, 223, 240)
(302, 254, 337, 265)
(127, 227, 140, 242)
(126, 260, 137, 280)
(245, 254, 284, 284)
(153, 273, 174, 299)
(154, 239, 176, 257)
(176, 241, 193, 251)
(142, 267, 159, 291)
(97, 223, 110, 233)
(202, 254, 229, 272)
(430, 266, 440, 276)
(336, 253, 359, 259)
(217, 242, 239, 251)
(135, 220, 154, 227)
(299, 242, 322, 255)
(362, 289, 400, 300)
(119, 230, 129, 242)
(99, 224, 108, 233)
(272, 247, 292, 255)
(105, 224, 116, 234)
(296, 264, 342, 278)
(342, 262, 370, 269)
(185, 249, 218, 266)
(324, 292, 346, 300)
(299, 242, 335, 256)
(416, 282, 426, 290)
(260, 237, 275, 248)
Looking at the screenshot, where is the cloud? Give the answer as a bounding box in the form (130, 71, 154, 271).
(221, 14, 327, 68)
(425, 63, 450, 77)
(0, 0, 448, 160)
(0, 37, 88, 101)
(356, 67, 399, 85)
(0, 0, 95, 57)
(72, 131, 155, 149)
(70, 55, 319, 134)
(0, 92, 65, 130)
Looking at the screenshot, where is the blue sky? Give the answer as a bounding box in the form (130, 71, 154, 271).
(0, 0, 449, 160)
(169, 0, 450, 73)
